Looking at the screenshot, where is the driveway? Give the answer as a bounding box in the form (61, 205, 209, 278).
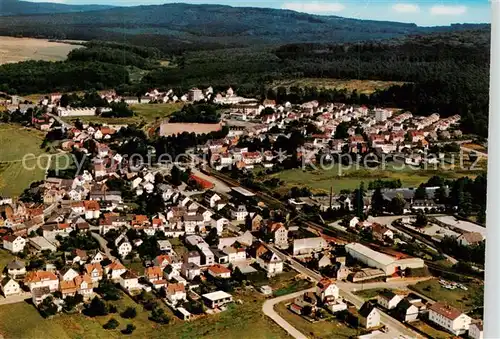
(266, 244, 420, 339)
(262, 288, 314, 339)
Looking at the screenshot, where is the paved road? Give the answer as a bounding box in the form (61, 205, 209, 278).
(266, 244, 420, 339)
(47, 112, 72, 129)
(460, 146, 488, 158)
(91, 232, 117, 261)
(262, 288, 315, 339)
(0, 293, 30, 305)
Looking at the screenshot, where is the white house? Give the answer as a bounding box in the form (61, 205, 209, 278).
(207, 264, 231, 279)
(117, 240, 133, 258)
(118, 270, 140, 291)
(181, 262, 201, 281)
(202, 290, 233, 309)
(90, 251, 106, 264)
(105, 261, 127, 280)
(223, 246, 246, 263)
(1, 278, 21, 297)
(157, 240, 173, 254)
(428, 302, 472, 335)
(292, 237, 328, 257)
(6, 260, 26, 278)
(59, 267, 79, 282)
(256, 250, 283, 277)
(316, 278, 339, 303)
(377, 290, 402, 310)
(24, 271, 59, 292)
(3, 235, 26, 253)
(348, 217, 359, 228)
(358, 301, 381, 329)
(166, 283, 187, 305)
(231, 205, 248, 221)
(469, 321, 483, 339)
(115, 234, 132, 258)
(205, 191, 221, 208)
(267, 222, 289, 249)
(85, 263, 103, 282)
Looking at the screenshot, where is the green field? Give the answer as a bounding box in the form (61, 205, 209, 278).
(0, 291, 287, 339)
(0, 125, 49, 197)
(0, 249, 16, 273)
(264, 163, 480, 194)
(354, 288, 393, 301)
(61, 103, 183, 126)
(409, 279, 483, 312)
(275, 301, 358, 338)
(411, 320, 451, 339)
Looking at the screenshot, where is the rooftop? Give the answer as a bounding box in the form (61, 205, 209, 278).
(202, 290, 232, 301)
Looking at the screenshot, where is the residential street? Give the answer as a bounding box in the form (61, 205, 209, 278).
(91, 231, 117, 261)
(266, 244, 420, 339)
(262, 288, 315, 339)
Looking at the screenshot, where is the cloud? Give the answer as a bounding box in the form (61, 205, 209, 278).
(430, 5, 467, 16)
(392, 3, 419, 13)
(282, 2, 345, 14)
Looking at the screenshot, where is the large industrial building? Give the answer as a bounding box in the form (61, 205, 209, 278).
(345, 243, 424, 275)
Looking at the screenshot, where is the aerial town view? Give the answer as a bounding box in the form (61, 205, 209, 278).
(0, 0, 491, 338)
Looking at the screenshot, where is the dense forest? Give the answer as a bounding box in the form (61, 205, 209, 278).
(0, 2, 487, 53)
(67, 47, 159, 70)
(0, 42, 160, 94)
(0, 60, 129, 94)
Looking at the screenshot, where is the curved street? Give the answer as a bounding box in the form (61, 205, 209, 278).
(262, 288, 314, 339)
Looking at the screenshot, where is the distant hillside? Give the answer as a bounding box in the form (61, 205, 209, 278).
(0, 0, 114, 16)
(0, 3, 488, 53)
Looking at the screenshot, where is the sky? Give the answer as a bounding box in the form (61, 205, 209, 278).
(30, 0, 490, 26)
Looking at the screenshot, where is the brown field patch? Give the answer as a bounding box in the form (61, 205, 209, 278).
(159, 122, 222, 136)
(0, 36, 82, 65)
(272, 78, 406, 94)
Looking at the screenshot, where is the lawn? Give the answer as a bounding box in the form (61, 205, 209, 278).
(409, 279, 483, 312)
(272, 271, 313, 296)
(0, 290, 287, 339)
(61, 103, 183, 126)
(353, 288, 397, 301)
(275, 301, 358, 339)
(0, 125, 49, 197)
(272, 78, 406, 95)
(263, 162, 480, 194)
(410, 320, 451, 339)
(0, 249, 16, 273)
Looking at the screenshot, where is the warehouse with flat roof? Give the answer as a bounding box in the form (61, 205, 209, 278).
(345, 243, 424, 275)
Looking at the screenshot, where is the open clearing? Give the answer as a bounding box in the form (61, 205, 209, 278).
(263, 162, 480, 194)
(272, 78, 406, 94)
(409, 279, 483, 312)
(0, 125, 49, 197)
(0, 291, 286, 339)
(0, 36, 81, 65)
(160, 122, 222, 136)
